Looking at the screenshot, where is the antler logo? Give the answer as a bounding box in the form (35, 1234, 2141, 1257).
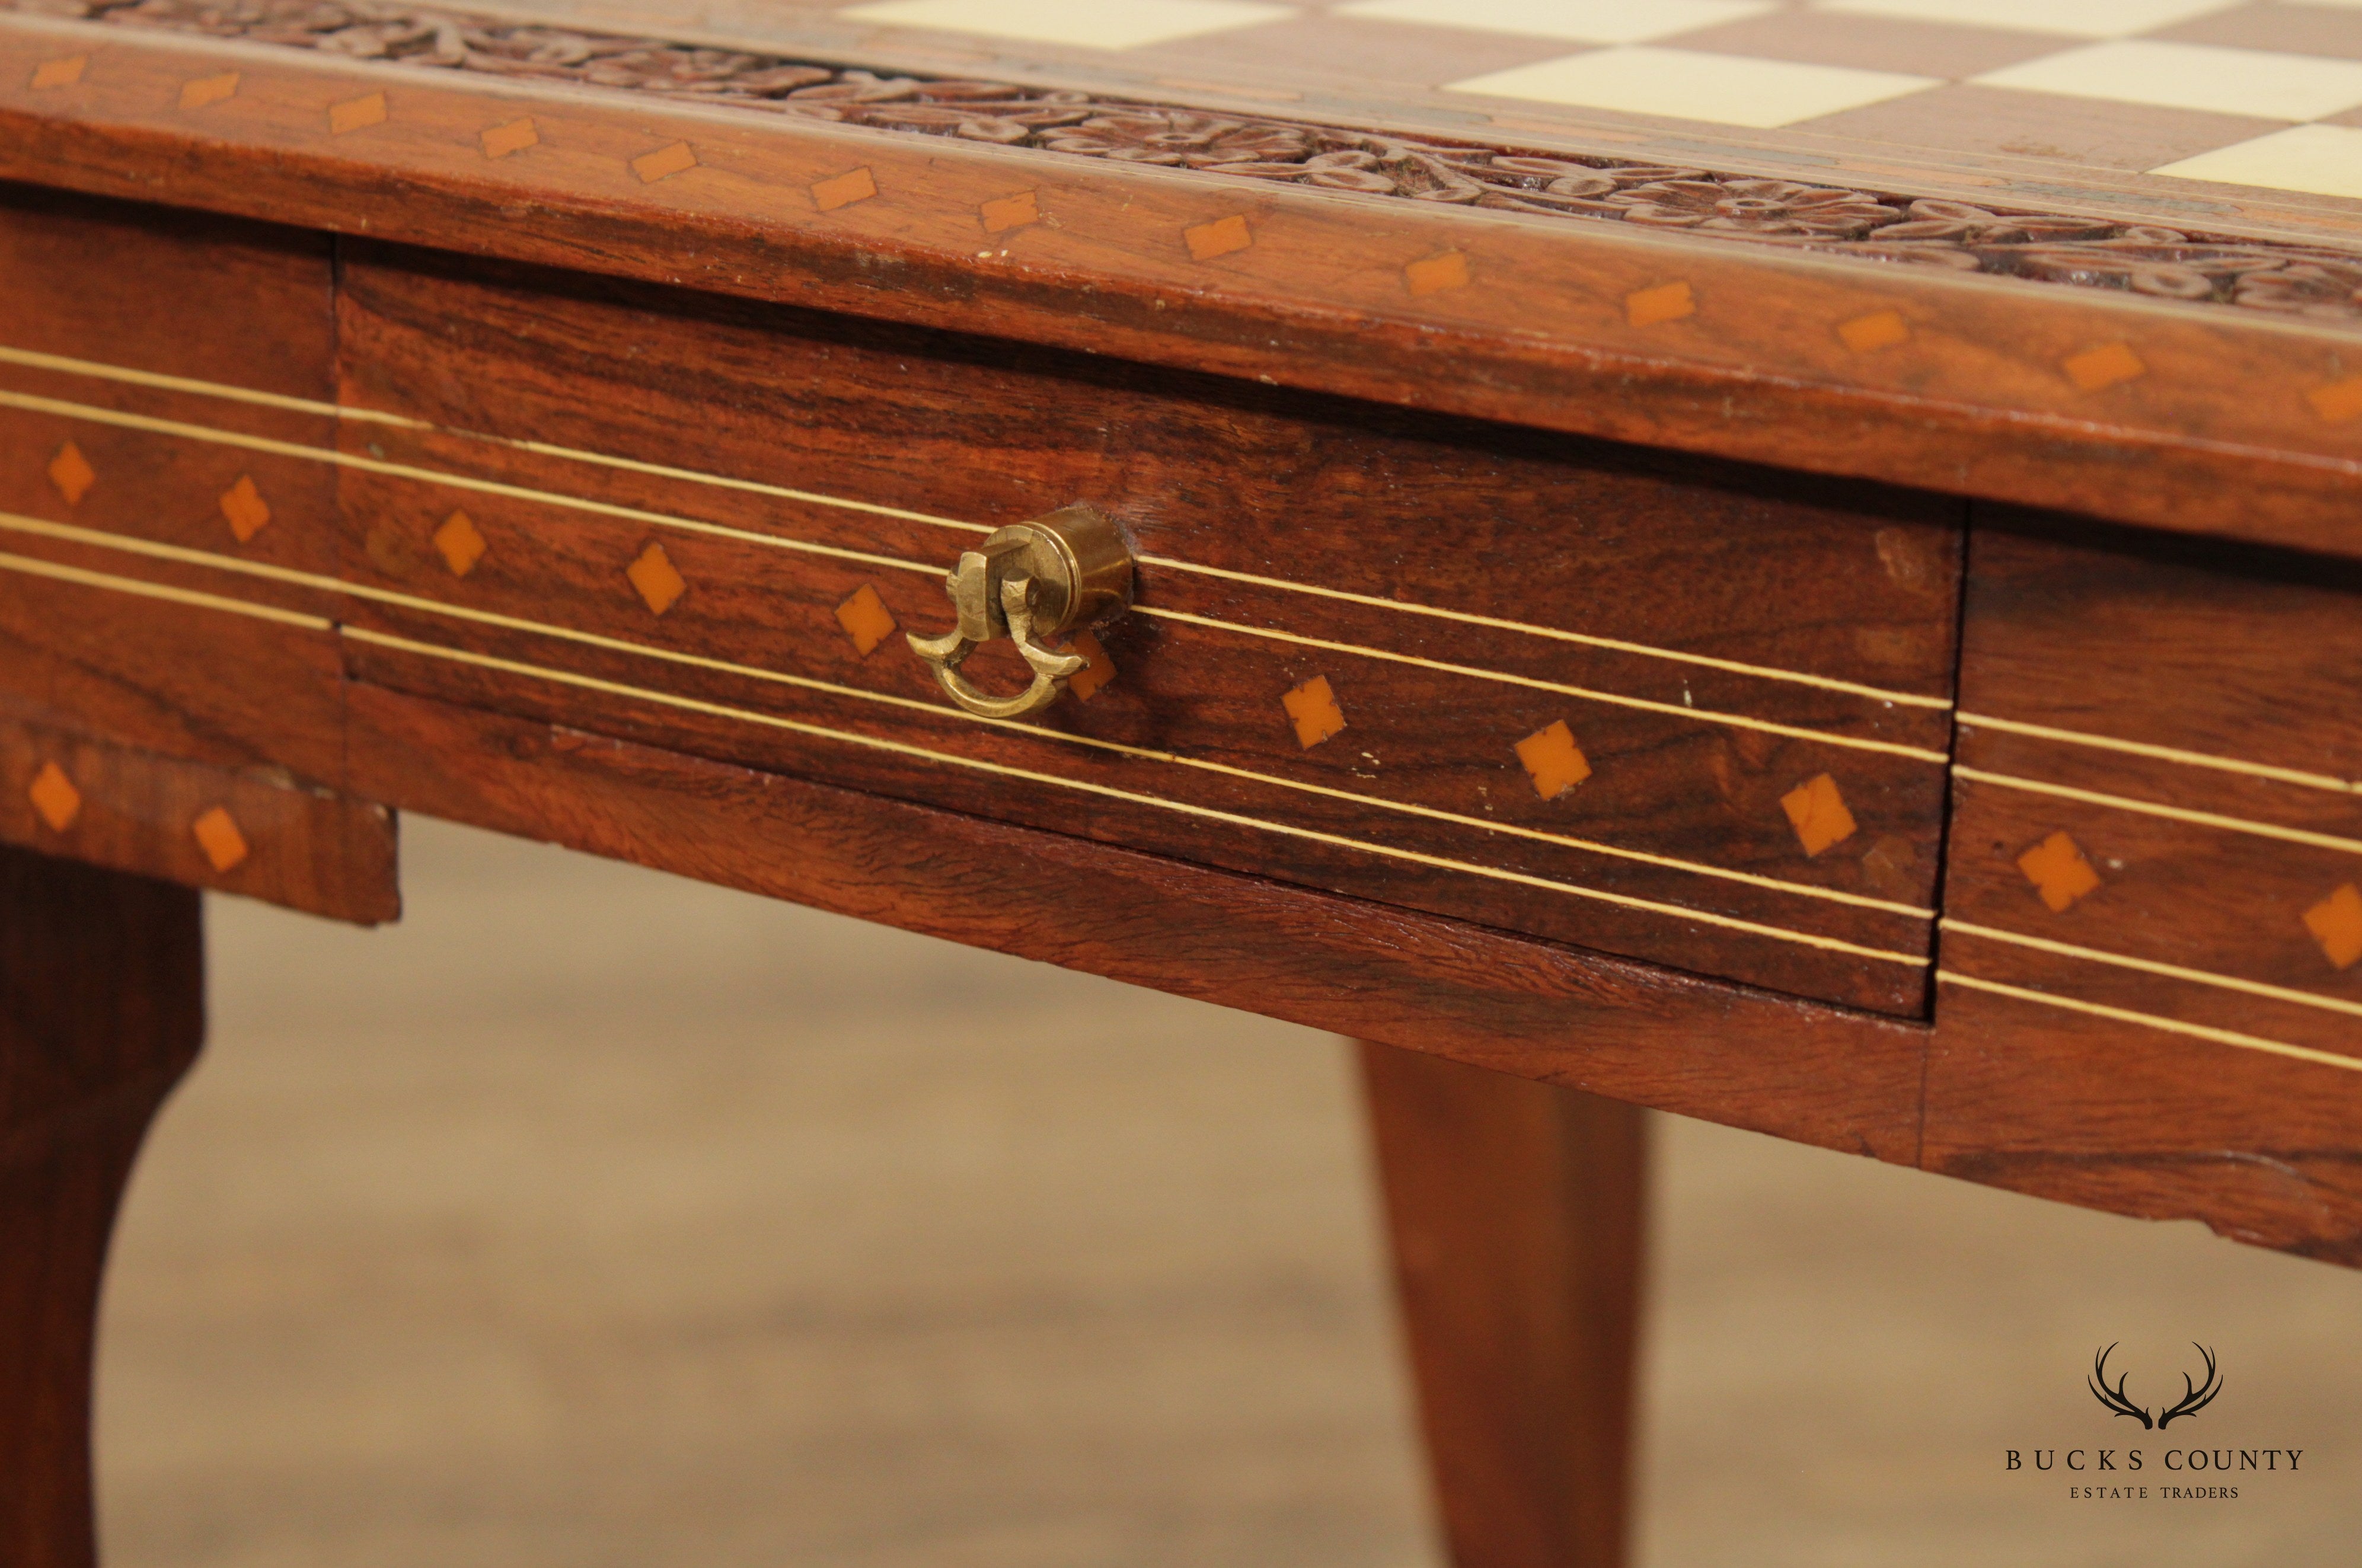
(2088, 1343, 2223, 1430)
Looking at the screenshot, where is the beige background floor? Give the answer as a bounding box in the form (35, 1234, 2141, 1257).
(95, 817, 2362, 1566)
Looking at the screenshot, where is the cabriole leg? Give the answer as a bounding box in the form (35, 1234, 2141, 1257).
(0, 847, 203, 1568)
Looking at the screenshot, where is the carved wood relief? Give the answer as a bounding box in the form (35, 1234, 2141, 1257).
(19, 0, 2362, 324)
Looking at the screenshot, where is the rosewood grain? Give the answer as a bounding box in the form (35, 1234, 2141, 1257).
(0, 714, 398, 922)
(1922, 984, 2362, 1264)
(0, 570, 350, 787)
(0, 182, 349, 784)
(0, 845, 202, 1568)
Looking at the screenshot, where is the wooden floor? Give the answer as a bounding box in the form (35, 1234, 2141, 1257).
(97, 820, 2362, 1567)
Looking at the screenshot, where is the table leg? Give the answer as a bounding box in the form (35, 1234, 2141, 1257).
(0, 847, 204, 1568)
(1358, 1041, 1648, 1568)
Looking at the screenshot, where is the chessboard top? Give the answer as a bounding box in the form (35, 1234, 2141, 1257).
(586, 0, 2362, 233)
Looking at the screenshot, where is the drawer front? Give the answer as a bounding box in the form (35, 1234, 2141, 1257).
(0, 220, 1964, 1015)
(1943, 518, 2362, 1067)
(325, 248, 1961, 1015)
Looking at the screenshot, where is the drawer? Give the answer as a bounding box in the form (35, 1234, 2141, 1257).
(1942, 516, 2362, 1065)
(324, 247, 1961, 1016)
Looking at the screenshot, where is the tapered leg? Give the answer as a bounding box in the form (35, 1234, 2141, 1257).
(0, 846, 203, 1568)
(1359, 1041, 1648, 1568)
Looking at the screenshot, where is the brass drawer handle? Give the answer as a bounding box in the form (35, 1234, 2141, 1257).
(907, 504, 1133, 718)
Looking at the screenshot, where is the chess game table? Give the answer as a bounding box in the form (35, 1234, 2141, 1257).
(3, 1, 2361, 1562)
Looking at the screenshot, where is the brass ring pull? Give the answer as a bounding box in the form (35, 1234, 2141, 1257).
(908, 504, 1133, 719)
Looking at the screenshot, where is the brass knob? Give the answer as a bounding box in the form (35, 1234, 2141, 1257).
(907, 504, 1134, 719)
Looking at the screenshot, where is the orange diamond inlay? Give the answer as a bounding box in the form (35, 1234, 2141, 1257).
(179, 71, 238, 110)
(1185, 214, 1253, 261)
(328, 92, 386, 134)
(481, 117, 539, 158)
(2310, 377, 2362, 424)
(1515, 720, 1592, 801)
(219, 475, 270, 541)
(191, 806, 249, 873)
(812, 166, 877, 212)
(31, 56, 86, 90)
(1626, 282, 1696, 327)
(979, 190, 1039, 234)
(1780, 773, 1857, 858)
(1067, 630, 1115, 701)
(1403, 250, 1469, 297)
(834, 583, 898, 657)
(28, 762, 80, 832)
(2303, 883, 2362, 970)
(627, 542, 687, 615)
(433, 510, 487, 577)
(47, 441, 94, 506)
(2063, 342, 2146, 391)
(1282, 675, 1345, 750)
(632, 141, 697, 183)
(2017, 830, 2101, 913)
(1838, 309, 1909, 353)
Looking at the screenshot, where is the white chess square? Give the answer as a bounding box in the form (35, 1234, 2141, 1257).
(837, 0, 1294, 50)
(1445, 47, 1940, 128)
(2149, 123, 2362, 197)
(1337, 0, 1776, 44)
(1975, 40, 2362, 120)
(1812, 0, 2242, 37)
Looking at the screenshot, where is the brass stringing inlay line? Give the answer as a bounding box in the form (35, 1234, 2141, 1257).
(1136, 606, 1948, 762)
(1942, 919, 2362, 1023)
(1132, 557, 1954, 711)
(0, 536, 1930, 965)
(1954, 765, 2362, 857)
(0, 545, 333, 630)
(0, 510, 1935, 923)
(0, 384, 1944, 761)
(0, 386, 937, 577)
(0, 344, 984, 534)
(341, 625, 1930, 966)
(1936, 972, 2362, 1076)
(1957, 712, 2360, 797)
(0, 342, 1953, 714)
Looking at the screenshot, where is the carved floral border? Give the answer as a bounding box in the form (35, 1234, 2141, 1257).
(21, 0, 2362, 322)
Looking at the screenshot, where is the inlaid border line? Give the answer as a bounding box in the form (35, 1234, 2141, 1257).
(0, 386, 1947, 759)
(0, 342, 1954, 712)
(0, 510, 1939, 922)
(341, 623, 1930, 967)
(0, 544, 331, 630)
(1954, 764, 2362, 857)
(0, 516, 1940, 963)
(1134, 606, 1949, 761)
(1959, 712, 2360, 797)
(1943, 918, 2362, 1023)
(1936, 970, 2362, 1075)
(1134, 556, 1955, 711)
(0, 385, 935, 574)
